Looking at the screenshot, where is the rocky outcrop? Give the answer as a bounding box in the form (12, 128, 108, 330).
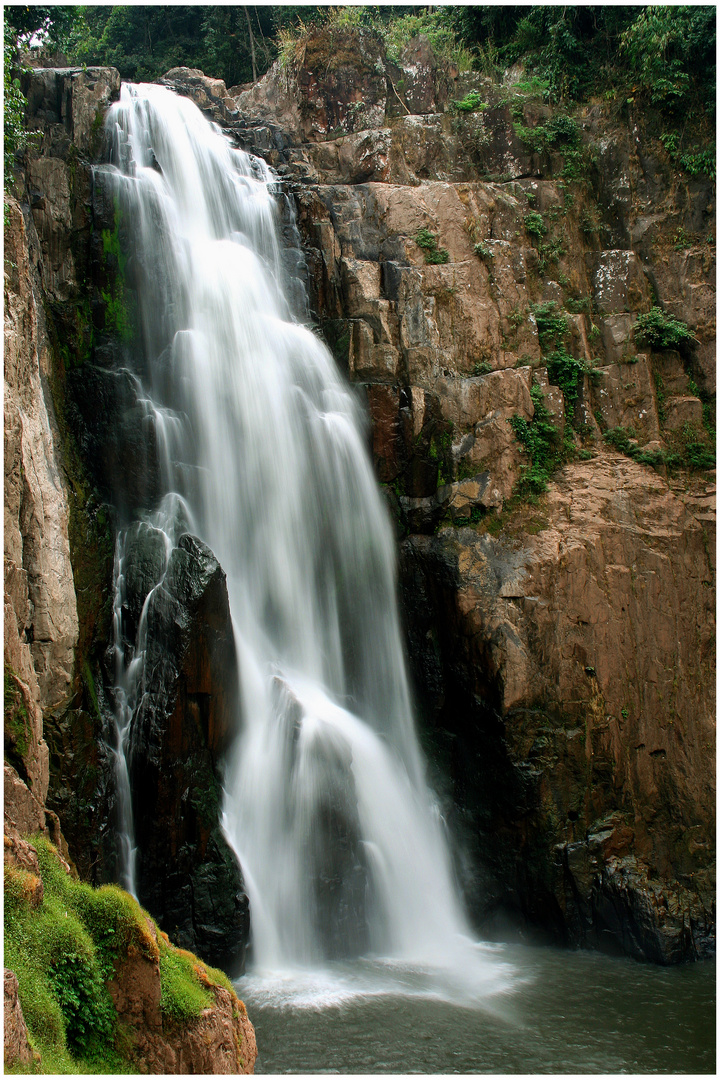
(7, 66, 123, 889)
(4, 969, 37, 1069)
(4, 195, 78, 728)
(218, 29, 715, 962)
(4, 190, 79, 860)
(10, 32, 714, 970)
(401, 452, 714, 960)
(4, 836, 257, 1074)
(129, 534, 249, 975)
(108, 919, 256, 1074)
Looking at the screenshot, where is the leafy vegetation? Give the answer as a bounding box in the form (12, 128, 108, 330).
(451, 90, 487, 113)
(415, 228, 449, 265)
(634, 307, 696, 351)
(4, 22, 31, 193)
(4, 836, 230, 1073)
(530, 301, 568, 348)
(546, 348, 599, 409)
(5, 4, 714, 133)
(524, 212, 547, 239)
(603, 423, 715, 473)
(509, 383, 565, 496)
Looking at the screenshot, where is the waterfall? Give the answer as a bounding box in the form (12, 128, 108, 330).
(103, 83, 476, 974)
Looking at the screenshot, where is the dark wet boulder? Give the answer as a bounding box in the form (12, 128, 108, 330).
(129, 534, 249, 975)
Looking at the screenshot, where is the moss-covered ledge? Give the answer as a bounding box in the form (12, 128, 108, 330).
(4, 836, 257, 1075)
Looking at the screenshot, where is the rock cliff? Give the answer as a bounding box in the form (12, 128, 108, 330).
(5, 67, 256, 1072)
(5, 30, 715, 974)
(184, 27, 714, 962)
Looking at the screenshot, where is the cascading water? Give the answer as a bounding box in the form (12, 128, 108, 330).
(103, 83, 509, 998)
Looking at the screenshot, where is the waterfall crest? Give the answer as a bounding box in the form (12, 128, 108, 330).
(104, 83, 474, 972)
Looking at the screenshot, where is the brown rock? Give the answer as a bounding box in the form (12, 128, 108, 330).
(401, 451, 715, 959)
(4, 969, 37, 1069)
(589, 249, 652, 314)
(161, 68, 238, 122)
(108, 919, 258, 1074)
(663, 395, 704, 430)
(591, 356, 661, 442)
(4, 196, 78, 719)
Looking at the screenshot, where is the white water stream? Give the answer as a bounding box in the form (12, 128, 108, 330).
(104, 83, 509, 999)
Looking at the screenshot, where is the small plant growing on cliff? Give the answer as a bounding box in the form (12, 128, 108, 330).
(451, 90, 487, 113)
(524, 212, 547, 238)
(474, 241, 494, 260)
(546, 347, 600, 409)
(509, 383, 563, 496)
(634, 307, 696, 350)
(415, 228, 450, 265)
(530, 301, 568, 348)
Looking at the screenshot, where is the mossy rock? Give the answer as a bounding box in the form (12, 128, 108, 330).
(4, 837, 236, 1074)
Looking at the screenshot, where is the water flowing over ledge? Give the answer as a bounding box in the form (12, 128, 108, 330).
(102, 81, 508, 995)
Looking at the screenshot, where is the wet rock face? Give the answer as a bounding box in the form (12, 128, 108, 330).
(217, 33, 716, 962)
(18, 64, 250, 976)
(400, 454, 715, 961)
(128, 534, 249, 975)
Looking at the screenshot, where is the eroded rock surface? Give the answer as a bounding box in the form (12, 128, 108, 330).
(109, 919, 257, 1074)
(4, 969, 37, 1069)
(215, 29, 716, 961)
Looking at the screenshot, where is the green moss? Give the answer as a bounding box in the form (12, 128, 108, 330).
(99, 202, 134, 343)
(5, 848, 116, 1068)
(451, 90, 488, 113)
(158, 942, 214, 1023)
(5, 670, 31, 773)
(5, 836, 234, 1073)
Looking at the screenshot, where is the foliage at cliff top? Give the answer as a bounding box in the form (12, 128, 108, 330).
(6, 5, 715, 121)
(4, 837, 232, 1074)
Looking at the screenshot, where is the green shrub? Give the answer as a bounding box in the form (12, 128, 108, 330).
(565, 296, 592, 314)
(509, 383, 563, 496)
(415, 228, 450, 265)
(474, 241, 494, 260)
(452, 89, 487, 112)
(603, 426, 667, 470)
(679, 146, 716, 180)
(545, 347, 598, 408)
(530, 301, 568, 348)
(524, 212, 547, 238)
(677, 422, 716, 470)
(634, 307, 696, 350)
(601, 424, 714, 472)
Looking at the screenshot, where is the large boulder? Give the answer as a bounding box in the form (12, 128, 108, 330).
(128, 534, 249, 975)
